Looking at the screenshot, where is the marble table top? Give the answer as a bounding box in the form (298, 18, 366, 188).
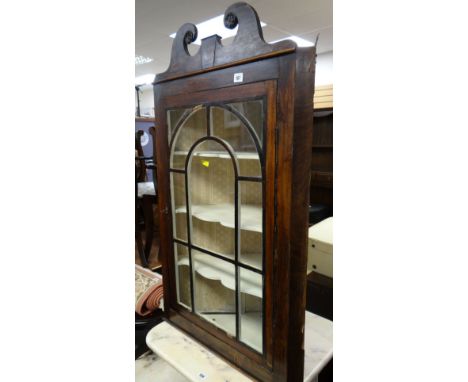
(145, 311, 332, 382)
(136, 351, 188, 382)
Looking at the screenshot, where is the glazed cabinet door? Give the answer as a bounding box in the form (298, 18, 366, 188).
(159, 80, 276, 361)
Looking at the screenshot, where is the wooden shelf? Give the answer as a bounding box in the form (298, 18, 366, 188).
(183, 249, 262, 271)
(310, 171, 333, 188)
(174, 151, 259, 160)
(179, 251, 262, 297)
(175, 203, 262, 233)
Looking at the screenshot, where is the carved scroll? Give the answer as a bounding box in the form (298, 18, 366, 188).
(155, 2, 297, 83)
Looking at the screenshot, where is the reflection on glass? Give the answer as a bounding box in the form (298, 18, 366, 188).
(171, 172, 187, 241)
(188, 140, 236, 257)
(174, 243, 191, 309)
(167, 108, 188, 144)
(193, 250, 236, 337)
(239, 267, 263, 352)
(169, 106, 207, 169)
(227, 100, 263, 144)
(210, 104, 262, 177)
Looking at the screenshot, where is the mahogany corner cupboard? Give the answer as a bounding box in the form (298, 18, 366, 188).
(150, 3, 316, 380)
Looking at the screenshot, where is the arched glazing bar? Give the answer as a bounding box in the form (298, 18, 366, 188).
(168, 102, 264, 176)
(168, 102, 265, 271)
(168, 105, 203, 148)
(209, 102, 263, 160)
(183, 135, 242, 340)
(168, 102, 265, 351)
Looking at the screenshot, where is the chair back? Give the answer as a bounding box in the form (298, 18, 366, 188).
(135, 130, 147, 183)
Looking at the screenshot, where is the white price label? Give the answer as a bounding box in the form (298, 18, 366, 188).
(233, 73, 243, 83)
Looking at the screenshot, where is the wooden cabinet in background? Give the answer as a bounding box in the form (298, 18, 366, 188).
(310, 109, 333, 214)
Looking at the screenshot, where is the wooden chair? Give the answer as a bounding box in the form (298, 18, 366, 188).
(135, 130, 158, 268)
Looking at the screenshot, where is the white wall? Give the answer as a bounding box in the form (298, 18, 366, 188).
(316, 51, 333, 86)
(136, 51, 333, 116)
(136, 87, 155, 116)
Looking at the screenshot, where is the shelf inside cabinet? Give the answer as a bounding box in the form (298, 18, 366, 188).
(175, 204, 262, 233)
(174, 151, 259, 160)
(179, 251, 262, 297)
(185, 250, 262, 271)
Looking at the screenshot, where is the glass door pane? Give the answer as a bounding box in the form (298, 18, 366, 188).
(192, 250, 236, 337)
(168, 98, 266, 354)
(170, 172, 187, 242)
(169, 106, 207, 169)
(188, 140, 236, 260)
(210, 105, 262, 177)
(239, 267, 263, 352)
(239, 180, 262, 270)
(174, 243, 191, 309)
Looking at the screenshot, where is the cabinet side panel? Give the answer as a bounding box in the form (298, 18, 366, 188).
(287, 47, 316, 382)
(272, 54, 296, 381)
(272, 48, 316, 381)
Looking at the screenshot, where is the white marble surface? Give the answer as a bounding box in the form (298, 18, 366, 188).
(146, 321, 253, 381)
(146, 311, 332, 382)
(303, 312, 333, 382)
(136, 351, 188, 382)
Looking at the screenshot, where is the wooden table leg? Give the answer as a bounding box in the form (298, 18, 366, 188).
(136, 228, 149, 267)
(142, 195, 155, 263)
(136, 199, 150, 268)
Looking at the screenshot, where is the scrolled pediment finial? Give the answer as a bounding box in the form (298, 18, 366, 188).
(172, 23, 198, 56)
(224, 12, 238, 29)
(163, 22, 201, 76)
(183, 28, 197, 47)
(156, 2, 298, 83)
(223, 2, 264, 42)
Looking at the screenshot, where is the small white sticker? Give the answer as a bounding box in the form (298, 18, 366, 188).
(233, 73, 243, 83)
(198, 372, 207, 380)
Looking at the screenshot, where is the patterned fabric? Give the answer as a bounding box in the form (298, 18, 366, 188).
(135, 264, 163, 316)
